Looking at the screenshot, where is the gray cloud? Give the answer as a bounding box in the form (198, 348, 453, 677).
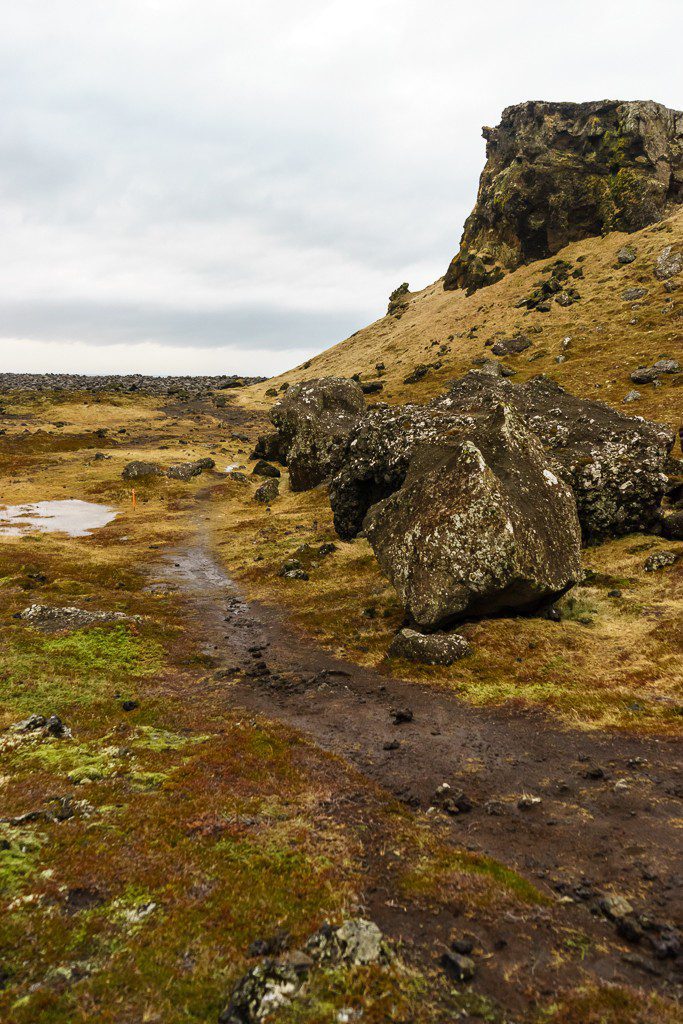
(0, 1, 681, 374)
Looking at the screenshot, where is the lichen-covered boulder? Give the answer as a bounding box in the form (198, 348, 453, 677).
(438, 373, 676, 539)
(329, 402, 472, 539)
(218, 958, 308, 1024)
(363, 406, 582, 629)
(270, 378, 366, 491)
(444, 99, 683, 293)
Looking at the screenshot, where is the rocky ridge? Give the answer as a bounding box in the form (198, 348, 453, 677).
(0, 373, 266, 396)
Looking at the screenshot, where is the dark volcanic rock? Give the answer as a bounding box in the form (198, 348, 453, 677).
(251, 431, 286, 464)
(121, 461, 163, 481)
(254, 478, 280, 504)
(270, 378, 366, 491)
(329, 400, 468, 540)
(443, 99, 683, 293)
(364, 406, 582, 629)
(329, 371, 675, 542)
(660, 510, 683, 540)
(251, 460, 281, 479)
(166, 461, 204, 481)
(442, 372, 676, 539)
(630, 358, 680, 384)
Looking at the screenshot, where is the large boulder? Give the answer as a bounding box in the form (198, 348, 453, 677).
(329, 402, 471, 539)
(443, 99, 683, 293)
(270, 378, 366, 491)
(441, 373, 676, 539)
(329, 371, 675, 542)
(363, 406, 582, 629)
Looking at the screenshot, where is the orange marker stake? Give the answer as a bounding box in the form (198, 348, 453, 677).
(131, 488, 136, 509)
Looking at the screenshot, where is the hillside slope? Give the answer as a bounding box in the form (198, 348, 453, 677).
(242, 208, 682, 439)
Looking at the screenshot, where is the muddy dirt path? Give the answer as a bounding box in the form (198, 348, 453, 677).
(160, 523, 682, 969)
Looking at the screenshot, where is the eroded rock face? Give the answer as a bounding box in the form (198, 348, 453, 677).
(329, 371, 675, 542)
(270, 378, 366, 491)
(364, 407, 582, 629)
(443, 100, 683, 293)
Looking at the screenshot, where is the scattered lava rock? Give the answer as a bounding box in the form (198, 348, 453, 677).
(390, 707, 414, 725)
(388, 628, 471, 665)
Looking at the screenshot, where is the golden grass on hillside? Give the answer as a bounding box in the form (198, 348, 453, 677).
(239, 208, 683, 440)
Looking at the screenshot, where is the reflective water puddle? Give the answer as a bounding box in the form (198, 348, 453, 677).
(0, 500, 117, 538)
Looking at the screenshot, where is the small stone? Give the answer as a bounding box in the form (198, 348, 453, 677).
(654, 244, 682, 280)
(485, 800, 504, 816)
(121, 700, 139, 712)
(433, 783, 473, 815)
(254, 479, 280, 504)
(252, 460, 281, 479)
(121, 461, 163, 481)
(390, 707, 413, 725)
(600, 893, 634, 921)
(623, 390, 641, 403)
(644, 550, 678, 572)
(617, 245, 637, 265)
(388, 628, 471, 665)
(439, 950, 475, 982)
(383, 740, 400, 751)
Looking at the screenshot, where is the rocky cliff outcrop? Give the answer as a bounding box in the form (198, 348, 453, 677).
(444, 100, 683, 293)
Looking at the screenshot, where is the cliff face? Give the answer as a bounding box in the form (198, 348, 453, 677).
(444, 99, 683, 293)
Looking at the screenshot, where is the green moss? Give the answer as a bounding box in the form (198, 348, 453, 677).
(277, 963, 431, 1024)
(19, 740, 122, 784)
(0, 824, 43, 895)
(131, 726, 207, 752)
(0, 625, 163, 715)
(401, 847, 547, 906)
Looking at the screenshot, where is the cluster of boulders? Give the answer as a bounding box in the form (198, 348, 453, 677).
(254, 371, 679, 659)
(0, 373, 265, 396)
(515, 259, 583, 312)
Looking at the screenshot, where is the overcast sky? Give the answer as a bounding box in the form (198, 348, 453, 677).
(1, 1, 681, 377)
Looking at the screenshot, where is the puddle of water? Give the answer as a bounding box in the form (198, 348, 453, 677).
(0, 500, 117, 538)
(224, 463, 245, 473)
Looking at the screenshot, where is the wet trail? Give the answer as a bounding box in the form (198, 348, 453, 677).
(160, 530, 682, 981)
